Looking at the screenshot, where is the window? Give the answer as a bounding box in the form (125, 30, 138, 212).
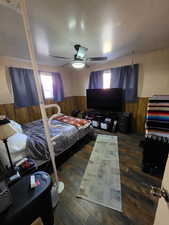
(103, 70, 111, 89)
(40, 72, 53, 99)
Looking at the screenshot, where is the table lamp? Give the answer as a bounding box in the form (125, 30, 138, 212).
(0, 117, 16, 171)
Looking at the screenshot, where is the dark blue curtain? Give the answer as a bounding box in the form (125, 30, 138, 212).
(89, 70, 104, 89)
(9, 67, 39, 107)
(110, 64, 139, 102)
(52, 72, 64, 102)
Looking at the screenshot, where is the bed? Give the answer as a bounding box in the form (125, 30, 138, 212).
(0, 116, 93, 167)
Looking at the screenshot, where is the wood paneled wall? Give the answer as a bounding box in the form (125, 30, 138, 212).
(0, 97, 76, 124)
(0, 96, 148, 133)
(73, 96, 148, 133)
(125, 98, 148, 133)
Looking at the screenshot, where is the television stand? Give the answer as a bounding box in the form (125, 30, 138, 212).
(84, 110, 118, 132)
(84, 110, 131, 133)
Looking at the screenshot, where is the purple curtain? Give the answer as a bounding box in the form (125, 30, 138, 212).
(9, 67, 39, 107)
(110, 64, 139, 102)
(52, 72, 64, 102)
(89, 70, 104, 89)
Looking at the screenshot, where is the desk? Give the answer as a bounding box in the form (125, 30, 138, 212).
(1, 171, 54, 225)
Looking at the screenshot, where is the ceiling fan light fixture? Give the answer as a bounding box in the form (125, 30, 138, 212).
(72, 61, 85, 69)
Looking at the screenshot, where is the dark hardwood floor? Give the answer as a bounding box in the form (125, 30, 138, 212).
(54, 130, 162, 225)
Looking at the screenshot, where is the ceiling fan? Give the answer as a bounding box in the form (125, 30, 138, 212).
(50, 44, 108, 69)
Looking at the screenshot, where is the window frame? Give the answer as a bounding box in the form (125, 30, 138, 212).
(40, 72, 54, 99)
(103, 70, 111, 89)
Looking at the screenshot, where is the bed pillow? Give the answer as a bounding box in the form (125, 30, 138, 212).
(9, 120, 23, 133)
(0, 132, 27, 167)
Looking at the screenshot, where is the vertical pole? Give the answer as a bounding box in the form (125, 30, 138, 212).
(4, 139, 14, 169)
(20, 0, 59, 183)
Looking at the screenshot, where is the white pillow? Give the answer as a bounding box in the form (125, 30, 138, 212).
(0, 131, 27, 167)
(8, 133, 27, 153)
(9, 120, 23, 133)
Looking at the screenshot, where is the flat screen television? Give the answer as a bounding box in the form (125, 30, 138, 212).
(86, 88, 123, 112)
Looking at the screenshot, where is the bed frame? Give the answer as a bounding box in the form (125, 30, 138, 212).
(0, 132, 94, 180)
(37, 132, 94, 173)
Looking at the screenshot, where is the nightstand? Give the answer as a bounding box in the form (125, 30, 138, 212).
(1, 171, 54, 225)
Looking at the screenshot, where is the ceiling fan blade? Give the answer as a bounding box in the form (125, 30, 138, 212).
(87, 57, 108, 61)
(62, 62, 71, 67)
(74, 44, 88, 59)
(50, 55, 71, 60)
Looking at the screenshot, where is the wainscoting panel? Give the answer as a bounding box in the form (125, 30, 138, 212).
(0, 97, 76, 124)
(73, 96, 148, 133)
(0, 96, 147, 133)
(125, 98, 148, 133)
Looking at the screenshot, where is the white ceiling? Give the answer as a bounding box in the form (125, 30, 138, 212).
(0, 0, 169, 66)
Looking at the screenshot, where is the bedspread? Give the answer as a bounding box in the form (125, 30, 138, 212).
(22, 119, 92, 160)
(55, 115, 90, 129)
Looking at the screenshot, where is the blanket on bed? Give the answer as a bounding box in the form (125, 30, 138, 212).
(23, 119, 92, 161)
(54, 115, 90, 128)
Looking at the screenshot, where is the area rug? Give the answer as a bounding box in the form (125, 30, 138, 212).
(77, 134, 122, 212)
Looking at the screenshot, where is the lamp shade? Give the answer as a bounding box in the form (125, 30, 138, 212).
(0, 119, 16, 140)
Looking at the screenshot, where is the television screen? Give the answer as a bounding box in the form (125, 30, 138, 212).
(86, 88, 123, 112)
